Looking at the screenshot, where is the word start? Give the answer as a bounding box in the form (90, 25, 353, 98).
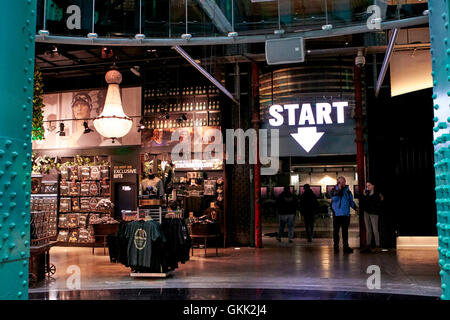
(268, 102, 348, 126)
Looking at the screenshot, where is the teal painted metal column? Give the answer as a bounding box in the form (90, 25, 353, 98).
(0, 1, 37, 300)
(428, 0, 450, 300)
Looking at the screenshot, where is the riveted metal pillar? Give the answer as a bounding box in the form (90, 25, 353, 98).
(427, 0, 450, 300)
(0, 0, 37, 300)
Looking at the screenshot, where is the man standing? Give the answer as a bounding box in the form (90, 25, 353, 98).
(276, 186, 298, 243)
(299, 184, 319, 242)
(331, 177, 358, 253)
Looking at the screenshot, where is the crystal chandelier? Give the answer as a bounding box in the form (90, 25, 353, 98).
(93, 69, 132, 142)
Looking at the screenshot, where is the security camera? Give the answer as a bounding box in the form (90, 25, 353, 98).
(355, 49, 366, 68)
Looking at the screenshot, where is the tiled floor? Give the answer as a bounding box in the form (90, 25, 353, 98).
(29, 236, 441, 299)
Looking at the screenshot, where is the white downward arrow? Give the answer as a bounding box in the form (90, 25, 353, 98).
(290, 127, 324, 153)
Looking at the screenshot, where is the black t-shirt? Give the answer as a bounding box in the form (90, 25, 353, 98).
(125, 220, 165, 268)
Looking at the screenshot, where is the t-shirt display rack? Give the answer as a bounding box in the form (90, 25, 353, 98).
(122, 207, 186, 278)
(56, 156, 113, 247)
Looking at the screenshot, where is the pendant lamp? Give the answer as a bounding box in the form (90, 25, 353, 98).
(93, 69, 132, 142)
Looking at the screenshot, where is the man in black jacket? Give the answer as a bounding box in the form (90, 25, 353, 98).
(276, 186, 298, 243)
(299, 184, 319, 242)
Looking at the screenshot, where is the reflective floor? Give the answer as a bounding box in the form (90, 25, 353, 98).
(29, 288, 439, 300)
(29, 237, 441, 299)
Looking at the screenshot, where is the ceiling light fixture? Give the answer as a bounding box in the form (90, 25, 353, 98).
(57, 123, 65, 136)
(130, 66, 141, 77)
(93, 69, 133, 143)
(137, 119, 146, 132)
(83, 121, 93, 134)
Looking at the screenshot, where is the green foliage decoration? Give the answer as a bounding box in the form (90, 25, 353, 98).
(32, 65, 45, 140)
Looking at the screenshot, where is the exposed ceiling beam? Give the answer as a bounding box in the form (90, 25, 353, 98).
(194, 0, 232, 34)
(35, 15, 428, 47)
(173, 45, 238, 104)
(375, 28, 399, 97)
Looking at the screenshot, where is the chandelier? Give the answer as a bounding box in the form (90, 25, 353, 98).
(93, 69, 132, 142)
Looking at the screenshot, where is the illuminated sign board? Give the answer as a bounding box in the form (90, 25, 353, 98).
(261, 100, 356, 157)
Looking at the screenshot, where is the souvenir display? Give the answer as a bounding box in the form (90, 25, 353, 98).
(42, 182, 58, 194)
(69, 165, 79, 180)
(59, 198, 71, 212)
(80, 166, 90, 180)
(78, 228, 90, 243)
(203, 180, 216, 196)
(60, 166, 69, 180)
(100, 166, 110, 179)
(31, 177, 42, 194)
(90, 166, 101, 180)
(71, 197, 80, 211)
(100, 182, 110, 196)
(57, 230, 69, 242)
(68, 230, 79, 243)
(80, 182, 90, 196)
(89, 213, 100, 224)
(67, 213, 79, 228)
(79, 214, 88, 228)
(60, 181, 69, 196)
(89, 197, 99, 211)
(56, 159, 112, 245)
(89, 181, 99, 196)
(58, 214, 68, 228)
(80, 198, 90, 212)
(69, 182, 79, 196)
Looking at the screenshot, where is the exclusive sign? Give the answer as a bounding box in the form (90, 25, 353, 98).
(262, 100, 356, 157)
(113, 166, 137, 179)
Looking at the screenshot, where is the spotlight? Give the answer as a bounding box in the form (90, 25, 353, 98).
(101, 47, 113, 59)
(83, 121, 93, 134)
(57, 123, 65, 136)
(130, 66, 141, 77)
(45, 45, 59, 57)
(322, 24, 333, 31)
(137, 119, 146, 132)
(181, 33, 192, 40)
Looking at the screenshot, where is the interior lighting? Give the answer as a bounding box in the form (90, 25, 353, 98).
(83, 121, 93, 134)
(58, 123, 65, 136)
(93, 69, 132, 143)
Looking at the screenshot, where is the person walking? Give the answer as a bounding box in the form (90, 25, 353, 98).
(276, 186, 298, 243)
(299, 184, 318, 242)
(360, 181, 383, 253)
(330, 176, 358, 253)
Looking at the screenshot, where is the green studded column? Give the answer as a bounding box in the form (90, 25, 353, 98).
(428, 0, 450, 300)
(0, 1, 37, 300)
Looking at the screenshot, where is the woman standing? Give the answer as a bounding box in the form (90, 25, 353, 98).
(361, 181, 383, 252)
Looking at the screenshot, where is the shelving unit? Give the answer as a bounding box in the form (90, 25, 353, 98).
(142, 83, 222, 129)
(56, 156, 113, 246)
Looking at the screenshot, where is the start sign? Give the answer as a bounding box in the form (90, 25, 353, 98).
(262, 100, 356, 156)
(268, 102, 348, 127)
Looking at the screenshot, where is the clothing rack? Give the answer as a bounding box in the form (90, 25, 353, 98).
(124, 207, 185, 278)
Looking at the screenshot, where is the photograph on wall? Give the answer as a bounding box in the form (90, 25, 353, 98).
(32, 87, 141, 149)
